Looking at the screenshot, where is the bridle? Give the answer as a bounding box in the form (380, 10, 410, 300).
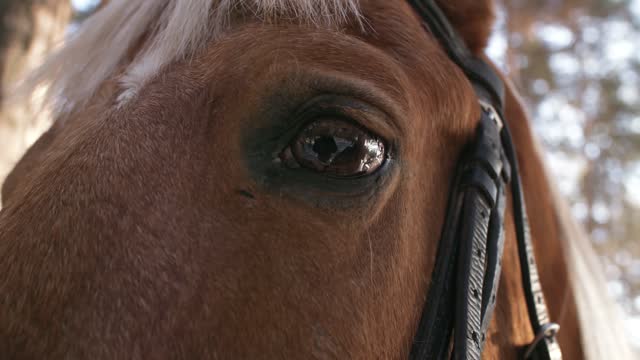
(406, 1, 563, 359)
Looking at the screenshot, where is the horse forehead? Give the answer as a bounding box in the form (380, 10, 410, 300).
(123, 4, 440, 115)
(22, 0, 496, 122)
(27, 0, 474, 128)
(21, 0, 366, 121)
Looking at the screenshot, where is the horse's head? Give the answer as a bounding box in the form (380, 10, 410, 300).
(0, 1, 588, 358)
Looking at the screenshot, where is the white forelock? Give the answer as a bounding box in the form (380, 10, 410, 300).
(18, 0, 362, 116)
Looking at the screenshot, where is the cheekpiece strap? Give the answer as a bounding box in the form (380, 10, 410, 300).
(406, 1, 563, 359)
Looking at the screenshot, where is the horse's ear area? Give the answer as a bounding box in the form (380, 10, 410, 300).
(435, 0, 496, 54)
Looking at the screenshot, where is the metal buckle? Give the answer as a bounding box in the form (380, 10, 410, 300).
(478, 100, 504, 130)
(523, 322, 561, 359)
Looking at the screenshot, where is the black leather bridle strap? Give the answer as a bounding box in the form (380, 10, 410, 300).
(406, 0, 506, 108)
(452, 111, 509, 360)
(406, 1, 563, 359)
(500, 124, 563, 360)
(453, 186, 492, 359)
(479, 171, 507, 344)
(411, 111, 509, 360)
(410, 157, 464, 359)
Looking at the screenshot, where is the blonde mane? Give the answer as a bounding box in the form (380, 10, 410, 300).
(19, 0, 362, 115)
(535, 139, 635, 360)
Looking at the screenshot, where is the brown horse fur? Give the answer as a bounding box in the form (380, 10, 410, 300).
(0, 0, 587, 358)
(437, 0, 496, 53)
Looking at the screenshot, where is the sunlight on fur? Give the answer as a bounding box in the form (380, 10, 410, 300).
(17, 0, 362, 116)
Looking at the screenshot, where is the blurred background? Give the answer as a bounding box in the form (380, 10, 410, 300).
(0, 0, 638, 353)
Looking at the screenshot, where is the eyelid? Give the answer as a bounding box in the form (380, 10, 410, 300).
(293, 95, 398, 146)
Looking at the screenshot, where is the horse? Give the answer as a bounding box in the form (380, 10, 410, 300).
(0, 0, 632, 358)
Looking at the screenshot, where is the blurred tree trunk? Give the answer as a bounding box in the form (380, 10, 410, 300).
(0, 0, 71, 193)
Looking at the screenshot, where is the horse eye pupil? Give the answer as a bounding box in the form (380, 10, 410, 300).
(312, 136, 338, 162)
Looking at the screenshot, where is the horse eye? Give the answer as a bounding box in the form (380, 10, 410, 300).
(282, 118, 387, 177)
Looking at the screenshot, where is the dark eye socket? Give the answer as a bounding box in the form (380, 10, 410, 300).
(281, 118, 387, 177)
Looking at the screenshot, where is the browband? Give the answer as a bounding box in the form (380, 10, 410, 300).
(406, 1, 563, 359)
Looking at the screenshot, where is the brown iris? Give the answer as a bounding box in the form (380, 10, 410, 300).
(283, 118, 387, 177)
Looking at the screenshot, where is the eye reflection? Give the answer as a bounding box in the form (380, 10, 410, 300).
(282, 118, 387, 177)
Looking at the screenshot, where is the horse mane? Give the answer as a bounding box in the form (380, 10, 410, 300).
(17, 0, 362, 116)
(536, 139, 634, 360)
